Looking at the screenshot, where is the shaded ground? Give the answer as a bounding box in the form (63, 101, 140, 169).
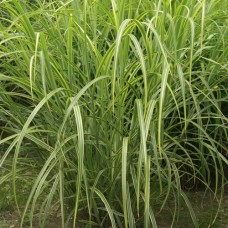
(156, 187, 228, 227)
(0, 164, 227, 227)
(0, 211, 63, 228)
(0, 188, 227, 228)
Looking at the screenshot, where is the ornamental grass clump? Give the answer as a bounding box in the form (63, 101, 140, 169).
(0, 0, 227, 227)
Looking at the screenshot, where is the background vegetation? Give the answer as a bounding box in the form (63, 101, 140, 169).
(0, 0, 227, 227)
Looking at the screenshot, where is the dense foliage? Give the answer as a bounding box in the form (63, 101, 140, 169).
(0, 0, 227, 227)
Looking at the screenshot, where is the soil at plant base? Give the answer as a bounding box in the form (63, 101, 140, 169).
(156, 185, 228, 228)
(0, 187, 227, 228)
(0, 210, 65, 228)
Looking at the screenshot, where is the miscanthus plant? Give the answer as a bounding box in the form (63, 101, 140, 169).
(0, 0, 227, 227)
